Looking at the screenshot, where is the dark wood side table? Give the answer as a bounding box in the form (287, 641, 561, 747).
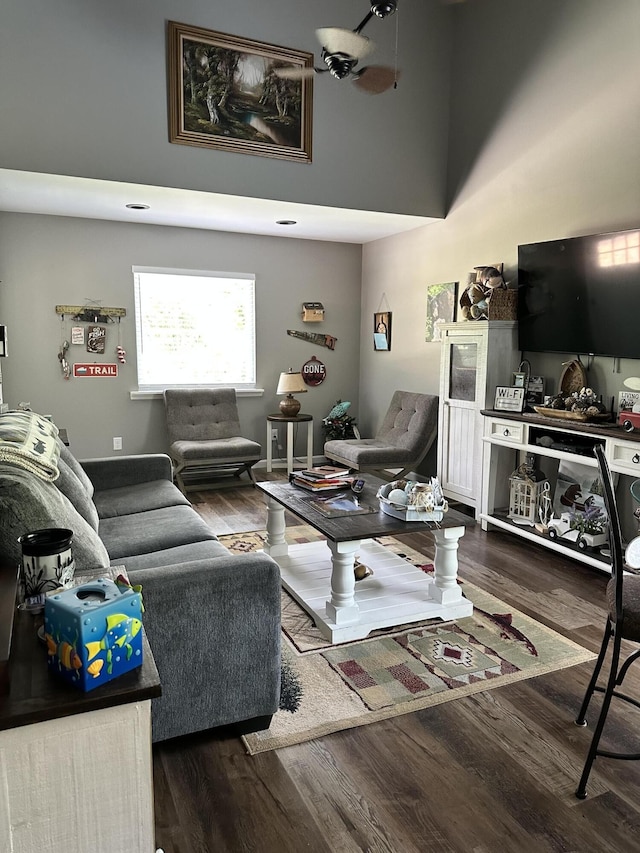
(0, 565, 161, 850)
(266, 412, 313, 475)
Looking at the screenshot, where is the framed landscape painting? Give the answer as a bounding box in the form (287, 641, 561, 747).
(168, 21, 314, 162)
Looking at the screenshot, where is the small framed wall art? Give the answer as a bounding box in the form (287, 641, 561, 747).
(374, 312, 392, 351)
(86, 325, 106, 354)
(494, 386, 525, 413)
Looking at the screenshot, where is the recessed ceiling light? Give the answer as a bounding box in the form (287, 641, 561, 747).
(126, 203, 150, 210)
(276, 219, 297, 225)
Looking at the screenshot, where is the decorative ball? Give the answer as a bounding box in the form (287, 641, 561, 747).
(388, 488, 408, 505)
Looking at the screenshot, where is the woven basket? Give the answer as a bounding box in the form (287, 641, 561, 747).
(487, 287, 517, 320)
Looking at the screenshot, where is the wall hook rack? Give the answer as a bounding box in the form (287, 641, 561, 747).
(55, 305, 126, 324)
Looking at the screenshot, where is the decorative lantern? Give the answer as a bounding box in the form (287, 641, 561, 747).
(508, 454, 549, 526)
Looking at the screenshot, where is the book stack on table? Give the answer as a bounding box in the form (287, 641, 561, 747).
(290, 466, 354, 492)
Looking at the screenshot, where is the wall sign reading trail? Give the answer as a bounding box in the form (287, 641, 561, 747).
(73, 363, 119, 378)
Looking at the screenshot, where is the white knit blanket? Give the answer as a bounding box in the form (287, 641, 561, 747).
(0, 411, 61, 481)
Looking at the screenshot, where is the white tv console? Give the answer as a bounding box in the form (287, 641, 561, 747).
(480, 410, 640, 572)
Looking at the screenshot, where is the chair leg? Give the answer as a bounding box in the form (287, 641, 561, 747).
(575, 617, 612, 726)
(172, 462, 187, 495)
(615, 648, 640, 688)
(575, 628, 623, 799)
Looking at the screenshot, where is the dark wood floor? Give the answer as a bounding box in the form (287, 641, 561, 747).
(153, 473, 640, 853)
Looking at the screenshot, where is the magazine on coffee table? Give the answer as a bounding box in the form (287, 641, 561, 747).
(304, 493, 377, 519)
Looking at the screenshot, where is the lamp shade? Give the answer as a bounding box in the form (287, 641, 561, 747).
(276, 371, 307, 396)
(277, 369, 307, 416)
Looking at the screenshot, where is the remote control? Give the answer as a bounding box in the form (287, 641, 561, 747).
(351, 478, 365, 495)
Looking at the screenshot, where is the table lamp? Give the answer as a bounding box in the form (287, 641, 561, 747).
(277, 369, 307, 416)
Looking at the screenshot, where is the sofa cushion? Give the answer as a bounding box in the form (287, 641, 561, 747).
(114, 539, 230, 572)
(93, 480, 191, 519)
(55, 457, 100, 530)
(99, 505, 218, 560)
(0, 463, 110, 572)
(59, 442, 95, 498)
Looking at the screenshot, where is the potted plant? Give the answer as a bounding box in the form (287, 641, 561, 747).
(322, 400, 358, 441)
(568, 499, 609, 550)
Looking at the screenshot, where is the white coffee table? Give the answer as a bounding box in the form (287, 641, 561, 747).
(257, 478, 473, 643)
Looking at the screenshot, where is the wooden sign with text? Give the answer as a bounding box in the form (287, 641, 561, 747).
(73, 363, 119, 378)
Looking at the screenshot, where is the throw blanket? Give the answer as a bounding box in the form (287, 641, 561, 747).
(0, 411, 61, 481)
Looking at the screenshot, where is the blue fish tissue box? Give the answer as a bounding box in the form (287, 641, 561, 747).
(44, 578, 143, 691)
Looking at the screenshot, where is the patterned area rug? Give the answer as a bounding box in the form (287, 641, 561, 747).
(219, 527, 595, 755)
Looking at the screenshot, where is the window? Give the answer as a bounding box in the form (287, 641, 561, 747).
(133, 267, 256, 392)
(597, 231, 640, 267)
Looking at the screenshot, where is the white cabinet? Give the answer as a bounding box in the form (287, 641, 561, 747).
(437, 321, 518, 517)
(480, 411, 640, 572)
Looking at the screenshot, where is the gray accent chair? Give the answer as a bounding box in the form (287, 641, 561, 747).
(323, 390, 439, 479)
(164, 388, 262, 492)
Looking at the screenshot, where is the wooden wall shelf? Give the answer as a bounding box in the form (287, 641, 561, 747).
(55, 305, 126, 323)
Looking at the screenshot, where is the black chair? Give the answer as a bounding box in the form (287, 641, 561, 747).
(574, 443, 640, 798)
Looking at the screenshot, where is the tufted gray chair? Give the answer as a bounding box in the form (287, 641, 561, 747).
(323, 390, 438, 480)
(163, 388, 261, 492)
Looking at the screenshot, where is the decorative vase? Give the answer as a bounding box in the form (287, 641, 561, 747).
(18, 527, 75, 601)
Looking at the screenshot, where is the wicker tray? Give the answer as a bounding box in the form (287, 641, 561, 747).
(533, 406, 610, 423)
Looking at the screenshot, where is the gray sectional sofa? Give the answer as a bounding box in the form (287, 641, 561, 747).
(0, 422, 282, 742)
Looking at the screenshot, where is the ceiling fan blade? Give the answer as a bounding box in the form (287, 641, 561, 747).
(352, 65, 398, 94)
(273, 66, 319, 80)
(316, 27, 375, 60)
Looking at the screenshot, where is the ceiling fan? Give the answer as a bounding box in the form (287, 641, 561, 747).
(275, 1, 400, 95)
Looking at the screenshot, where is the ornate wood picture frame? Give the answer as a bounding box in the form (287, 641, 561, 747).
(168, 21, 314, 162)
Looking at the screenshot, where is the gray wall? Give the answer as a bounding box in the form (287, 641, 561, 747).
(358, 0, 640, 435)
(2, 0, 639, 461)
(0, 214, 362, 459)
(0, 0, 451, 218)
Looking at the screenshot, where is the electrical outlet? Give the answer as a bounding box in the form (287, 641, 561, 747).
(271, 428, 278, 442)
(113, 436, 123, 451)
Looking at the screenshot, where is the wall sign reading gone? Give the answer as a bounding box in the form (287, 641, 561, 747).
(301, 356, 326, 386)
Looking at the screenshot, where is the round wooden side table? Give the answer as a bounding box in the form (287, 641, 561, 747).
(266, 413, 313, 475)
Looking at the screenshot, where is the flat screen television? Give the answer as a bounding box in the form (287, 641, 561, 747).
(517, 228, 640, 359)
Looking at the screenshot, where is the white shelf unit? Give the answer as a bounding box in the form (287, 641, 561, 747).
(437, 321, 518, 518)
(480, 411, 640, 572)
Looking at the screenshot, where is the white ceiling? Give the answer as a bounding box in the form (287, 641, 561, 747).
(0, 169, 437, 245)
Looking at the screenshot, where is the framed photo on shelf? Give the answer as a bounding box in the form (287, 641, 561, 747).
(425, 281, 457, 342)
(167, 21, 314, 162)
(552, 459, 610, 521)
(494, 386, 525, 412)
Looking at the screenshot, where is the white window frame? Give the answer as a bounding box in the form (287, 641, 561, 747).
(132, 266, 257, 394)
